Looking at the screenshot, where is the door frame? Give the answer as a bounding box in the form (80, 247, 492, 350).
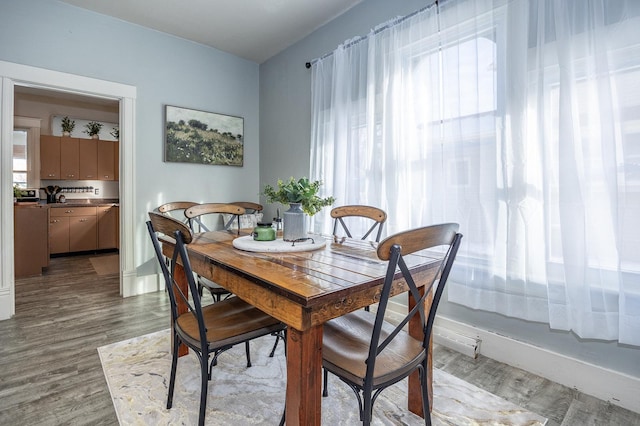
(0, 60, 137, 319)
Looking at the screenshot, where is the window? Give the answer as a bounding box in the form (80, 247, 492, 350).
(13, 130, 27, 188)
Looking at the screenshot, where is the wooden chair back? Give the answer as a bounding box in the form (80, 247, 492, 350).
(331, 205, 387, 242)
(229, 201, 263, 214)
(184, 203, 246, 234)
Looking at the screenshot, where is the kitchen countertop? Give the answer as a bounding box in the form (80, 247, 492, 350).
(40, 198, 119, 207)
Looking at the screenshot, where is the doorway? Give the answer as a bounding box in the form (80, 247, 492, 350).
(0, 60, 136, 320)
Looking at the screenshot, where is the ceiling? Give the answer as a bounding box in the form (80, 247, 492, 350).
(59, 0, 363, 64)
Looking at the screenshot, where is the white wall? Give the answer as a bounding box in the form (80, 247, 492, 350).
(258, 0, 640, 383)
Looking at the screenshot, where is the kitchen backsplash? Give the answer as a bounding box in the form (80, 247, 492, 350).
(39, 180, 119, 200)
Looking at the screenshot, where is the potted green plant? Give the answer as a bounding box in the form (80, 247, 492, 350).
(263, 177, 334, 241)
(61, 116, 75, 136)
(84, 121, 103, 139)
(13, 184, 24, 200)
(110, 126, 119, 140)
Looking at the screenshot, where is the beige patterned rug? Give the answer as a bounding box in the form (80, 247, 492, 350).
(98, 329, 547, 425)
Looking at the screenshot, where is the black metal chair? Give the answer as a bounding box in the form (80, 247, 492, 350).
(323, 205, 389, 396)
(321, 223, 462, 425)
(146, 211, 286, 426)
(331, 205, 387, 243)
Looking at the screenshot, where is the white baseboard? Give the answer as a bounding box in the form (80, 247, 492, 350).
(434, 315, 640, 415)
(123, 272, 160, 297)
(0, 287, 12, 320)
(385, 300, 639, 414)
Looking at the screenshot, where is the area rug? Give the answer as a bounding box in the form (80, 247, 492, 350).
(98, 329, 547, 425)
(90, 254, 119, 275)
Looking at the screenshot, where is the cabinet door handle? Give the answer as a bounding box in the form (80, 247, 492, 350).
(51, 219, 59, 223)
(65, 210, 73, 213)
(80, 219, 88, 222)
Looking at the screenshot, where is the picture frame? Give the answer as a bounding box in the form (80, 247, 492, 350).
(164, 105, 244, 166)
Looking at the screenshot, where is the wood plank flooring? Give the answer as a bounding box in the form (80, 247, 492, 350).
(1, 253, 638, 425)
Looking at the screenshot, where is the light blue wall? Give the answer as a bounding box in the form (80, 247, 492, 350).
(259, 0, 640, 377)
(1, 0, 260, 275)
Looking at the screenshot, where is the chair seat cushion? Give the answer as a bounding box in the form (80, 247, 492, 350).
(177, 296, 283, 349)
(322, 310, 426, 388)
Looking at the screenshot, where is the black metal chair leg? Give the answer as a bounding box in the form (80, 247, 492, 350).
(322, 368, 329, 397)
(245, 341, 252, 367)
(167, 335, 179, 409)
(279, 404, 286, 426)
(198, 354, 209, 426)
(269, 331, 281, 357)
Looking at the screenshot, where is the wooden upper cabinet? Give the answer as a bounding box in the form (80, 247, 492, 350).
(40, 135, 118, 182)
(79, 139, 98, 180)
(40, 135, 61, 179)
(60, 137, 80, 180)
(97, 140, 115, 181)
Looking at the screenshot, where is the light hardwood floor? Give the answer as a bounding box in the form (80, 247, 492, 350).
(1, 253, 638, 425)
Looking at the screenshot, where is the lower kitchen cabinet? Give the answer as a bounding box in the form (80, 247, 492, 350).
(97, 205, 119, 249)
(50, 206, 98, 254)
(14, 204, 49, 277)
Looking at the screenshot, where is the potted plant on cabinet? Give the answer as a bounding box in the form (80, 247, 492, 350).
(84, 121, 103, 139)
(263, 177, 334, 241)
(61, 116, 75, 136)
(110, 126, 119, 140)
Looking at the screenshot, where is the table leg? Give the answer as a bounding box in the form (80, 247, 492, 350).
(285, 325, 323, 425)
(408, 286, 434, 417)
(172, 262, 189, 357)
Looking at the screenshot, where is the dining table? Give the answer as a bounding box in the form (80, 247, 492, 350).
(161, 230, 443, 425)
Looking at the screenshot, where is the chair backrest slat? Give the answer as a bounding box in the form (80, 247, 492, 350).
(184, 203, 246, 234)
(331, 205, 387, 242)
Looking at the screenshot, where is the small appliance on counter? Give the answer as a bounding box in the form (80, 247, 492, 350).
(41, 185, 61, 203)
(14, 188, 40, 203)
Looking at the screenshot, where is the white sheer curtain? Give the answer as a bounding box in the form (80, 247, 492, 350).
(309, 0, 640, 345)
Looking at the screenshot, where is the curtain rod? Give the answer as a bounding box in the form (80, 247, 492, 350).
(305, 0, 441, 69)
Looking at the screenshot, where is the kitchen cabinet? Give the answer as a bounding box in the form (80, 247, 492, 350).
(97, 140, 116, 181)
(40, 136, 119, 181)
(14, 204, 49, 277)
(40, 135, 61, 179)
(50, 207, 97, 254)
(97, 205, 119, 249)
(60, 137, 80, 179)
(79, 139, 98, 180)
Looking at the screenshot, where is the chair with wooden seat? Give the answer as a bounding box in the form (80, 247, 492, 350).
(186, 202, 285, 358)
(321, 223, 462, 425)
(146, 211, 286, 426)
(184, 203, 246, 301)
(331, 205, 387, 243)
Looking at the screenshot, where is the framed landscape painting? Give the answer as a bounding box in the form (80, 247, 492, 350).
(164, 105, 244, 166)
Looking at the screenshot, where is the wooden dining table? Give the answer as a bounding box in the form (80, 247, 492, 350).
(162, 230, 443, 425)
